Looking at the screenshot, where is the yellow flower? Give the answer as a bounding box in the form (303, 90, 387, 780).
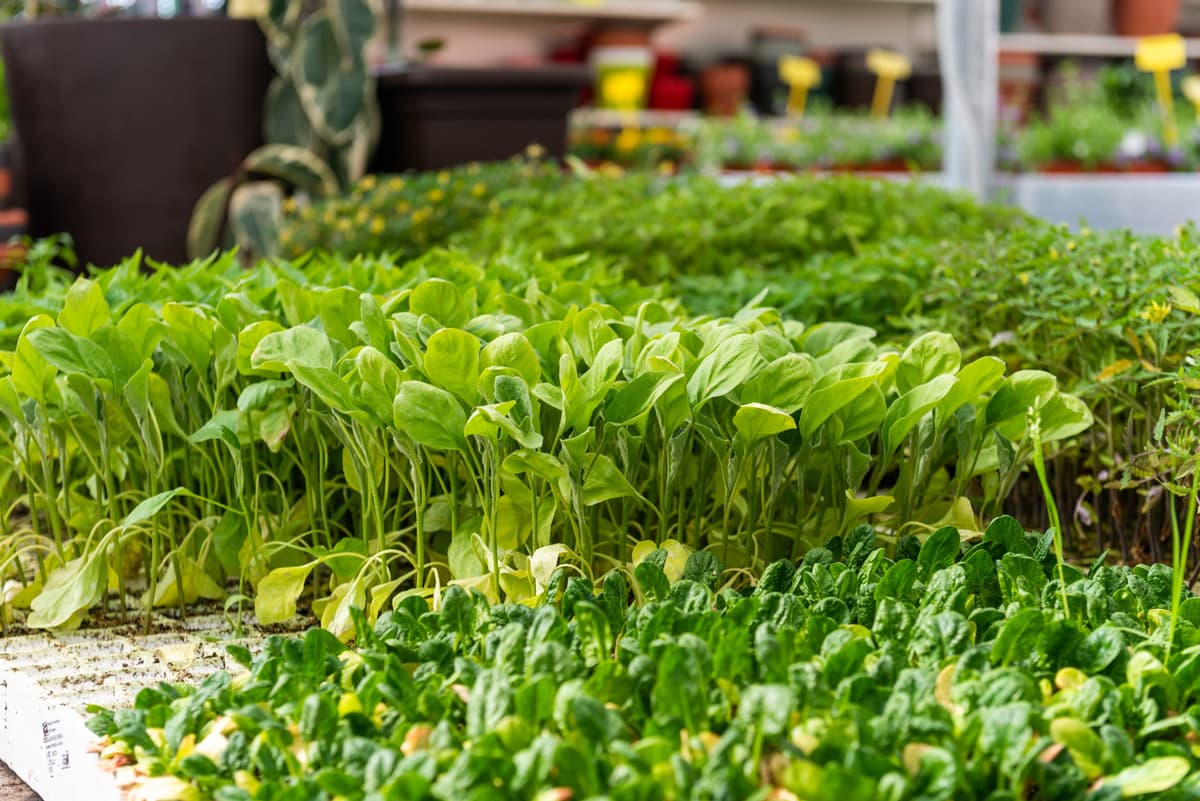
(355, 208, 369, 224)
(437, 171, 450, 185)
(337, 218, 351, 232)
(396, 201, 411, 214)
(388, 177, 405, 191)
(359, 175, 377, 190)
(279, 228, 292, 243)
(370, 217, 385, 234)
(1066, 240, 1076, 251)
(526, 143, 546, 159)
(412, 207, 433, 225)
(282, 197, 297, 214)
(470, 182, 487, 198)
(645, 127, 675, 145)
(427, 188, 445, 202)
(615, 128, 641, 152)
(1140, 301, 1173, 323)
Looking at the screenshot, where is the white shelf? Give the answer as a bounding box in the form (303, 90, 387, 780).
(1000, 32, 1200, 58)
(571, 108, 701, 128)
(404, 0, 703, 23)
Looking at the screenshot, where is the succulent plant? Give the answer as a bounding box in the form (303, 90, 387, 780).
(187, 0, 378, 261)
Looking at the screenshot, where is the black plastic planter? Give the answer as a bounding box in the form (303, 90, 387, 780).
(0, 18, 272, 267)
(370, 66, 590, 172)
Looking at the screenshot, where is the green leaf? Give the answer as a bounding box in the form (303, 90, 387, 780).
(739, 353, 816, 414)
(991, 608, 1045, 666)
(255, 563, 317, 624)
(917, 525, 961, 579)
(58, 278, 109, 337)
(733, 402, 796, 448)
(244, 143, 339, 196)
(896, 332, 961, 394)
(187, 177, 235, 260)
(583, 453, 647, 506)
(28, 554, 106, 629)
(393, 381, 467, 451)
(481, 332, 542, 385)
(251, 326, 335, 372)
(882, 374, 957, 458)
(424, 328, 480, 404)
(737, 684, 793, 736)
(123, 489, 188, 529)
(1109, 756, 1190, 797)
(687, 333, 760, 409)
(605, 372, 682, 426)
(410, 279, 468, 328)
(1049, 717, 1107, 780)
(26, 326, 116, 386)
(228, 181, 284, 260)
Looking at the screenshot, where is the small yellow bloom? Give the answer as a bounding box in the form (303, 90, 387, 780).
(396, 201, 411, 214)
(427, 188, 445, 202)
(388, 177, 405, 191)
(470, 182, 487, 198)
(1018, 272, 1030, 285)
(526, 143, 546, 159)
(370, 217, 385, 234)
(282, 197, 298, 214)
(359, 175, 377, 190)
(437, 171, 450, 185)
(412, 207, 433, 225)
(615, 128, 641, 152)
(337, 218, 351, 232)
(1049, 248, 1059, 260)
(1066, 240, 1076, 251)
(355, 208, 369, 224)
(1140, 301, 1173, 323)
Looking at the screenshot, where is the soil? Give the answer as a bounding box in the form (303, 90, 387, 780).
(0, 760, 40, 800)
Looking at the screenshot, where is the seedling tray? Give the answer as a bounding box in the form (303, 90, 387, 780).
(0, 612, 305, 801)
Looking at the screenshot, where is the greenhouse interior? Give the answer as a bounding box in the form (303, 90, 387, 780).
(7, 0, 1200, 800)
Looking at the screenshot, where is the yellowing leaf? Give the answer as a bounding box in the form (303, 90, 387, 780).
(1096, 359, 1133, 382)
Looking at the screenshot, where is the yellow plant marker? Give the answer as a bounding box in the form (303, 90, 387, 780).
(778, 56, 821, 118)
(599, 69, 648, 146)
(866, 48, 911, 120)
(1183, 75, 1200, 121)
(1135, 34, 1186, 146)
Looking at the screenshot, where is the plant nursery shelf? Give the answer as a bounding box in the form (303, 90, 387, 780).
(999, 32, 1200, 58)
(404, 0, 703, 23)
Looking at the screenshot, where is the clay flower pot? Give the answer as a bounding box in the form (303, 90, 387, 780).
(1114, 0, 1180, 36)
(700, 63, 750, 117)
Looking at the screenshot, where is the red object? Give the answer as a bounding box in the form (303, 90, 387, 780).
(650, 74, 695, 110)
(700, 63, 750, 116)
(1114, 0, 1181, 36)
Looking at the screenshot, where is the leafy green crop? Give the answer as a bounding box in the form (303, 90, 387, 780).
(89, 517, 1200, 801)
(0, 242, 1087, 638)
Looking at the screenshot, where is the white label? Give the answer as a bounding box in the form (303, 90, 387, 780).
(41, 719, 69, 778)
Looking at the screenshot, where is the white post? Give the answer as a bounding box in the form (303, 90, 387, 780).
(938, 0, 999, 198)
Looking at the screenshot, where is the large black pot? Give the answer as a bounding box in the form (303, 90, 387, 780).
(371, 66, 590, 172)
(0, 18, 272, 267)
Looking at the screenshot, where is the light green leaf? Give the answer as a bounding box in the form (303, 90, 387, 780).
(251, 326, 334, 372)
(394, 381, 467, 451)
(424, 328, 480, 403)
(687, 333, 760, 409)
(1109, 756, 1190, 797)
(255, 563, 317, 624)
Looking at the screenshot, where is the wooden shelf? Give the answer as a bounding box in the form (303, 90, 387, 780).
(1000, 32, 1200, 58)
(404, 0, 703, 23)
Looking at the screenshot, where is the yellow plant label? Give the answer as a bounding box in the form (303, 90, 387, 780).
(779, 56, 820, 118)
(866, 48, 912, 81)
(599, 70, 647, 111)
(1135, 34, 1185, 73)
(227, 0, 267, 18)
(1135, 35, 1185, 146)
(779, 56, 820, 88)
(866, 49, 910, 119)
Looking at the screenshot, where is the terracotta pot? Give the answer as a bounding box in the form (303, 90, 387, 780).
(700, 63, 750, 117)
(1041, 0, 1110, 35)
(1122, 160, 1170, 173)
(1114, 0, 1180, 36)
